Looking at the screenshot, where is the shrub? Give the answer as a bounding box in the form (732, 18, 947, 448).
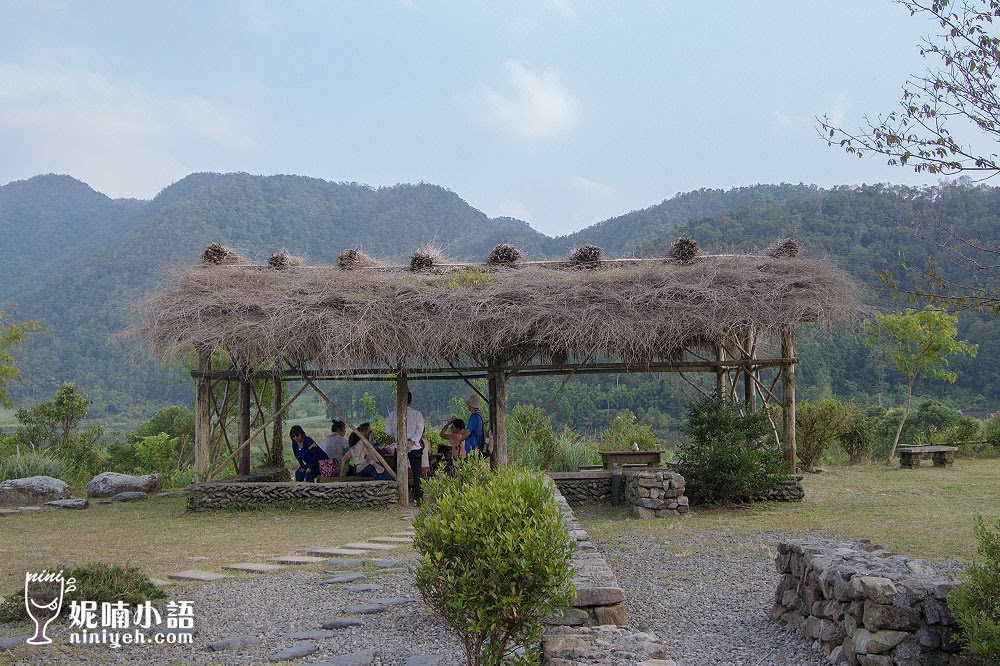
(598, 409, 662, 452)
(506, 404, 558, 470)
(413, 456, 575, 666)
(948, 516, 1000, 665)
(0, 449, 67, 483)
(839, 412, 878, 464)
(985, 417, 1000, 451)
(795, 397, 855, 472)
(0, 562, 166, 623)
(675, 394, 786, 505)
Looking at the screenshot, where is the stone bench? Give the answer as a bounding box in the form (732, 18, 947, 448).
(599, 450, 662, 469)
(897, 445, 957, 469)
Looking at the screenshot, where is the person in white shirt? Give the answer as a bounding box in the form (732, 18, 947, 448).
(386, 391, 426, 504)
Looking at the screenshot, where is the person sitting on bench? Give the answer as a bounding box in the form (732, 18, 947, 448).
(343, 423, 392, 480)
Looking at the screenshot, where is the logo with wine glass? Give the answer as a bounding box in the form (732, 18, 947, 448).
(24, 570, 76, 645)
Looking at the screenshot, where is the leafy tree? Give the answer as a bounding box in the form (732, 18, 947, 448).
(863, 307, 978, 458)
(839, 408, 879, 464)
(597, 408, 663, 452)
(0, 309, 42, 406)
(820, 0, 1000, 310)
(14, 381, 93, 452)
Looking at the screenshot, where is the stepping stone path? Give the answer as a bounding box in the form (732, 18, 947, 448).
(17, 506, 41, 511)
(320, 573, 367, 584)
(112, 491, 148, 502)
(341, 584, 381, 592)
(302, 547, 372, 557)
(167, 569, 230, 582)
(325, 558, 365, 569)
(368, 536, 412, 544)
(150, 578, 174, 587)
(308, 649, 377, 666)
(270, 555, 327, 564)
(222, 562, 287, 573)
(404, 656, 444, 666)
(269, 641, 318, 662)
(392, 531, 416, 537)
(371, 558, 407, 568)
(342, 541, 399, 551)
(321, 618, 365, 629)
(0, 636, 27, 652)
(342, 603, 390, 615)
(208, 635, 261, 651)
(45, 498, 89, 509)
(289, 630, 340, 640)
(0, 509, 19, 517)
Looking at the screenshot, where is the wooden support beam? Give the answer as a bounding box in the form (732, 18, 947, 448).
(488, 368, 508, 467)
(715, 346, 725, 396)
(395, 373, 410, 506)
(272, 376, 283, 467)
(744, 331, 756, 413)
(194, 348, 212, 482)
(238, 379, 251, 475)
(781, 327, 797, 475)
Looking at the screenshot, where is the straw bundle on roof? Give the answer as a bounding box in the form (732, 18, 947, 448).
(569, 244, 604, 265)
(667, 237, 700, 262)
(763, 238, 801, 259)
(268, 252, 303, 270)
(129, 250, 863, 373)
(337, 248, 377, 270)
(201, 243, 244, 266)
(486, 243, 522, 266)
(410, 247, 444, 271)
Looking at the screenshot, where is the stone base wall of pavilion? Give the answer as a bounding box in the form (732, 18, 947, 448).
(550, 469, 690, 518)
(772, 538, 962, 665)
(185, 480, 396, 511)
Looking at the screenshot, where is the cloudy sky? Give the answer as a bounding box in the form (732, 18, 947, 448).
(1, 1, 949, 236)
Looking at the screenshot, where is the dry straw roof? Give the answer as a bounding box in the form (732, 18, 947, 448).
(130, 240, 862, 372)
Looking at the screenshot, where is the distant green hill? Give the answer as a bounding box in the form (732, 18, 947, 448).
(0, 173, 996, 422)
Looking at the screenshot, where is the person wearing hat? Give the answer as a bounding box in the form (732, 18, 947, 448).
(462, 394, 487, 458)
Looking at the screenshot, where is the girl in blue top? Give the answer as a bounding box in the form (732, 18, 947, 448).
(290, 425, 324, 482)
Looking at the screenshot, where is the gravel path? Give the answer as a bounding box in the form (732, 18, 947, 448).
(591, 528, 834, 666)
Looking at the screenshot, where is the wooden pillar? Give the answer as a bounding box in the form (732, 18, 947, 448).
(237, 378, 251, 475)
(395, 372, 409, 506)
(781, 327, 797, 475)
(271, 376, 283, 468)
(488, 368, 508, 467)
(715, 346, 725, 397)
(194, 348, 212, 482)
(744, 332, 756, 412)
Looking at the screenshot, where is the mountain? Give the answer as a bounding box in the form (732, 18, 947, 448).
(1, 173, 997, 421)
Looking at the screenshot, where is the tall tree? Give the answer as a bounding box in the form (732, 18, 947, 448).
(863, 306, 978, 459)
(0, 309, 42, 407)
(819, 0, 1000, 311)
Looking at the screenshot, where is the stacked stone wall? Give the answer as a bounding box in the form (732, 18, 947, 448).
(772, 538, 960, 665)
(624, 470, 689, 518)
(550, 472, 612, 505)
(185, 480, 396, 511)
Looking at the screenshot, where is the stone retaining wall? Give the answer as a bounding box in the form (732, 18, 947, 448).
(772, 538, 961, 665)
(551, 471, 612, 505)
(624, 470, 689, 518)
(185, 480, 396, 511)
(753, 474, 804, 502)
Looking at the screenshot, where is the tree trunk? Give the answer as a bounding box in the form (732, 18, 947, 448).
(889, 378, 916, 460)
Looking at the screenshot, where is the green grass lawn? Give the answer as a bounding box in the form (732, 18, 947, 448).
(579, 458, 1000, 562)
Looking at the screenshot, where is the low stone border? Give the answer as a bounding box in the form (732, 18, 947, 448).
(771, 538, 961, 665)
(185, 480, 396, 511)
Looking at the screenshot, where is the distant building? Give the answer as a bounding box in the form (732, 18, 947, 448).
(963, 410, 996, 421)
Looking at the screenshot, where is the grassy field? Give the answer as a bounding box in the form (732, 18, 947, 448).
(580, 458, 1000, 562)
(0, 495, 412, 595)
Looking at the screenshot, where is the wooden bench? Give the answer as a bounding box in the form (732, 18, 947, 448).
(600, 450, 662, 470)
(897, 445, 958, 469)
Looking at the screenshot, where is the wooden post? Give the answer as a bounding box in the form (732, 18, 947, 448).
(272, 376, 283, 468)
(781, 327, 797, 475)
(744, 331, 756, 413)
(488, 368, 508, 467)
(715, 345, 725, 397)
(194, 348, 212, 482)
(237, 379, 251, 475)
(395, 372, 409, 506)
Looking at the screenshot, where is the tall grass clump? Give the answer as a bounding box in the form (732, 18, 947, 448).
(413, 457, 575, 666)
(506, 404, 598, 471)
(948, 516, 1000, 665)
(0, 448, 67, 483)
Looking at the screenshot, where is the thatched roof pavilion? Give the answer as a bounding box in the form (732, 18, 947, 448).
(129, 240, 863, 504)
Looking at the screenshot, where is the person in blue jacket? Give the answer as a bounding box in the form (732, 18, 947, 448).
(290, 424, 324, 482)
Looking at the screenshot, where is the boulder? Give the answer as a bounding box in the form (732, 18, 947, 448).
(0, 476, 70, 506)
(87, 472, 163, 498)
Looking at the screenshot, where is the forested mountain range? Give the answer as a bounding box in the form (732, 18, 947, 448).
(0, 173, 996, 427)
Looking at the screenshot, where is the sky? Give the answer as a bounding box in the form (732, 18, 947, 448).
(0, 1, 954, 237)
